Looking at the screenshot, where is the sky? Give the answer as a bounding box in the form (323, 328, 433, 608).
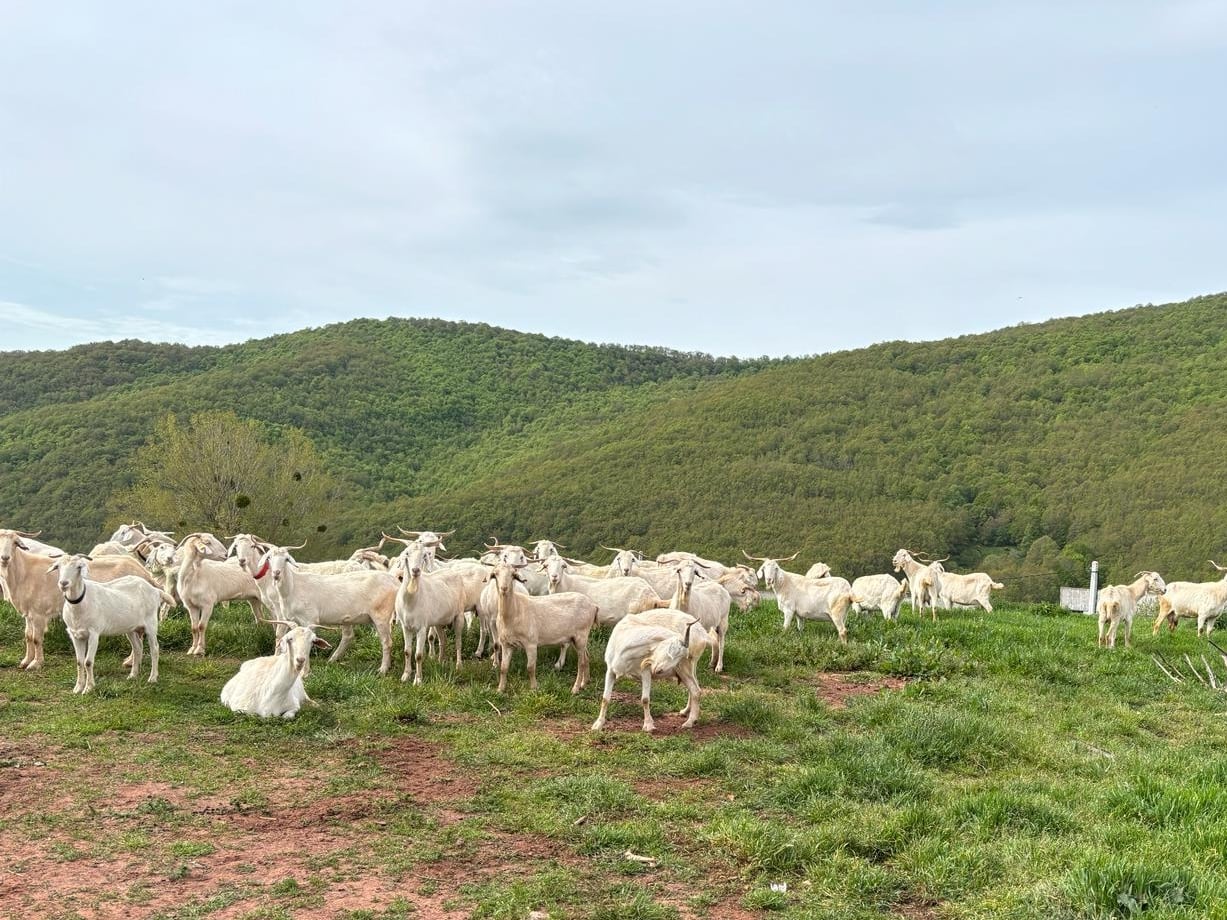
(1, 1, 1225, 358)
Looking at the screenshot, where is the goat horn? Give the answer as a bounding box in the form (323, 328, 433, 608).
(1211, 560, 1227, 572)
(283, 540, 308, 551)
(600, 544, 625, 554)
(741, 550, 770, 562)
(381, 532, 415, 546)
(397, 527, 424, 536)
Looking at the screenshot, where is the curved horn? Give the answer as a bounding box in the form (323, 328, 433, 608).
(282, 540, 308, 552)
(397, 527, 424, 537)
(1211, 560, 1227, 572)
(742, 550, 770, 563)
(600, 544, 626, 555)
(13, 529, 42, 538)
(435, 530, 456, 538)
(782, 552, 800, 562)
(381, 532, 415, 546)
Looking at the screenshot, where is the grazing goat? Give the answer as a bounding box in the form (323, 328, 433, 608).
(747, 551, 853, 643)
(1153, 562, 1227, 637)
(51, 555, 173, 693)
(488, 561, 597, 694)
(0, 529, 159, 670)
(220, 623, 331, 718)
(591, 615, 709, 733)
(850, 574, 909, 621)
(1097, 571, 1165, 648)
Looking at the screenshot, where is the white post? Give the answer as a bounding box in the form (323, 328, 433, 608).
(1087, 560, 1099, 617)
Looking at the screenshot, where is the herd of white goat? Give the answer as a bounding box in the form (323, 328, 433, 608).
(2, 522, 1226, 729)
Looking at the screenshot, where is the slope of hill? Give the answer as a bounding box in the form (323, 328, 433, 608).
(3, 296, 1226, 599)
(0, 318, 762, 549)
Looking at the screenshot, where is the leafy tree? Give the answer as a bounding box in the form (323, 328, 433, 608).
(109, 411, 339, 550)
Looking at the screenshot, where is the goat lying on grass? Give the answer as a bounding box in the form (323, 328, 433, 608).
(220, 622, 331, 718)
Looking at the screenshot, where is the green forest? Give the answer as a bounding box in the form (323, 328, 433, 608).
(3, 296, 1226, 600)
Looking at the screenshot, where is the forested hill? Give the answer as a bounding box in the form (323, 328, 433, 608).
(3, 296, 1226, 599)
(0, 318, 763, 551)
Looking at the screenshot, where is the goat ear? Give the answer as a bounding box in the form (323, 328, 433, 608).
(312, 637, 332, 651)
(16, 540, 29, 550)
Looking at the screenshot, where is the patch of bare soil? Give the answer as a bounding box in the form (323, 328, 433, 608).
(815, 671, 908, 709)
(893, 894, 944, 918)
(0, 736, 567, 920)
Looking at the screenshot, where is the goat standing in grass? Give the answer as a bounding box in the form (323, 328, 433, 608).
(51, 554, 172, 693)
(591, 614, 708, 733)
(1097, 571, 1165, 648)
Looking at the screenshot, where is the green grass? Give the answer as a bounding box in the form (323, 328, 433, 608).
(4, 597, 1227, 918)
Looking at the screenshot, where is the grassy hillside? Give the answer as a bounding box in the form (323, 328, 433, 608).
(3, 296, 1227, 597)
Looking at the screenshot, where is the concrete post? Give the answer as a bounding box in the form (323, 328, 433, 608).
(1087, 560, 1099, 617)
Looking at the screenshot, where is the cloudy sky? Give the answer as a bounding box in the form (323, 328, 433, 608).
(1, 2, 1224, 357)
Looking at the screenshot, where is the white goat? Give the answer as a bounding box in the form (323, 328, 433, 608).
(853, 574, 912, 623)
(591, 614, 709, 733)
(89, 541, 138, 557)
(544, 555, 661, 626)
(109, 521, 175, 549)
(395, 548, 465, 684)
(747, 551, 853, 643)
(850, 574, 909, 621)
(891, 549, 945, 620)
(141, 541, 182, 613)
(0, 529, 159, 670)
(607, 548, 677, 597)
(805, 562, 833, 580)
(1154, 562, 1227, 637)
(936, 569, 1004, 612)
(220, 623, 331, 718)
(1097, 571, 1166, 648)
(258, 544, 399, 674)
(488, 561, 598, 694)
(51, 554, 173, 693)
(717, 566, 762, 612)
(176, 536, 268, 656)
(664, 557, 732, 671)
